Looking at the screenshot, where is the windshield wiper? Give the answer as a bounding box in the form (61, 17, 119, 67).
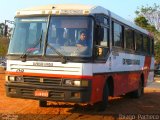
(20, 30, 43, 62)
(47, 43, 68, 64)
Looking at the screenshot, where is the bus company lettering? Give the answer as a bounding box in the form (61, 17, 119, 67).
(33, 62, 53, 67)
(123, 58, 140, 65)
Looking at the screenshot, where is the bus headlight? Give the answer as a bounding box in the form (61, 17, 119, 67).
(64, 80, 80, 86)
(8, 76, 15, 82)
(6, 76, 24, 82)
(74, 80, 81, 86)
(15, 76, 24, 82)
(64, 79, 88, 87)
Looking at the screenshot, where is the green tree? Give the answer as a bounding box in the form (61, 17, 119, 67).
(134, 3, 160, 63)
(0, 37, 9, 56)
(0, 23, 5, 36)
(134, 16, 158, 34)
(135, 3, 160, 30)
(134, 16, 149, 28)
(155, 41, 160, 63)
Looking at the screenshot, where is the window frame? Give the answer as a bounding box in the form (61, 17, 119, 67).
(94, 14, 110, 61)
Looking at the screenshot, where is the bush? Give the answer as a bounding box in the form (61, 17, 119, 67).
(0, 37, 9, 56)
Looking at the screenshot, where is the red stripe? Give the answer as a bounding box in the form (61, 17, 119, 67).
(5, 71, 93, 79)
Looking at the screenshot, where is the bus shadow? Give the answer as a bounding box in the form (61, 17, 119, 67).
(47, 102, 74, 108)
(67, 91, 160, 115)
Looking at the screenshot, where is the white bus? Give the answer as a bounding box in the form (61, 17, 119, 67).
(5, 4, 154, 111)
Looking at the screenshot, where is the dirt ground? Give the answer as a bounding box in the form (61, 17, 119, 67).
(0, 69, 160, 120)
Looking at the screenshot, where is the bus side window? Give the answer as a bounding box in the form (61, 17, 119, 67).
(96, 27, 109, 59)
(124, 27, 134, 50)
(135, 32, 143, 52)
(143, 35, 149, 54)
(100, 28, 109, 46)
(151, 38, 154, 55)
(112, 22, 123, 48)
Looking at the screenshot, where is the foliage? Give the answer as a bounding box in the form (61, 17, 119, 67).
(134, 3, 160, 63)
(154, 41, 160, 63)
(134, 16, 159, 40)
(0, 37, 9, 56)
(0, 22, 13, 38)
(135, 3, 160, 30)
(0, 23, 5, 36)
(134, 16, 149, 28)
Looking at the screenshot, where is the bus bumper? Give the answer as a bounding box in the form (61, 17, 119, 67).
(5, 83, 91, 103)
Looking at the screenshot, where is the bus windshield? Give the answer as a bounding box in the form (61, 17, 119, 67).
(46, 16, 93, 57)
(8, 16, 93, 57)
(8, 17, 48, 55)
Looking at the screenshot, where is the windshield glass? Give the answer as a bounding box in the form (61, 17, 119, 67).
(8, 17, 48, 55)
(46, 16, 93, 57)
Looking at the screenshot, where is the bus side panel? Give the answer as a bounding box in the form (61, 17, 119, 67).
(127, 72, 141, 93)
(112, 72, 139, 96)
(90, 72, 141, 103)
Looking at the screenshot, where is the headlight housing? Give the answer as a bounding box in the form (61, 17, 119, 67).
(64, 79, 88, 87)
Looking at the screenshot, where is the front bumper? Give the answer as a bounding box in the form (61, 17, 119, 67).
(5, 80, 91, 103)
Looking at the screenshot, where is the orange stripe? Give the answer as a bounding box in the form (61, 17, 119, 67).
(5, 71, 93, 79)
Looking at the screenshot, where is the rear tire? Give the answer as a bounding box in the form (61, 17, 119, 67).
(39, 100, 47, 107)
(130, 79, 144, 98)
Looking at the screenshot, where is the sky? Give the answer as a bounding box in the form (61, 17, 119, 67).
(0, 0, 159, 23)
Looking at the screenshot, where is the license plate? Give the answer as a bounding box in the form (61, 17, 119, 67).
(34, 90, 49, 97)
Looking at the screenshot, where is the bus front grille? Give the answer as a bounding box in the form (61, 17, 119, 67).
(23, 77, 62, 86)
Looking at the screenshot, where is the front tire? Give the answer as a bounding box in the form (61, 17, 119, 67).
(95, 83, 109, 111)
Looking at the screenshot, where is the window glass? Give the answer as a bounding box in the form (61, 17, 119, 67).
(8, 17, 47, 55)
(135, 32, 143, 52)
(113, 22, 123, 47)
(125, 27, 134, 49)
(143, 36, 149, 53)
(104, 18, 109, 25)
(150, 39, 154, 55)
(46, 16, 93, 57)
(100, 28, 109, 47)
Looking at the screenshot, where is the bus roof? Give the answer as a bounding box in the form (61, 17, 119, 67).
(16, 4, 149, 35)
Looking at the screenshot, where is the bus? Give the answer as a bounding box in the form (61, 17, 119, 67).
(5, 4, 154, 111)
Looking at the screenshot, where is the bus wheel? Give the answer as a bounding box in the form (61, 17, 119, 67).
(39, 100, 47, 107)
(131, 79, 144, 98)
(95, 83, 109, 111)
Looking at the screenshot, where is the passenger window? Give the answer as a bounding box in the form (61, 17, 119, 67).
(124, 27, 134, 50)
(143, 36, 149, 53)
(135, 32, 143, 52)
(96, 17, 109, 60)
(150, 38, 154, 55)
(113, 22, 123, 47)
